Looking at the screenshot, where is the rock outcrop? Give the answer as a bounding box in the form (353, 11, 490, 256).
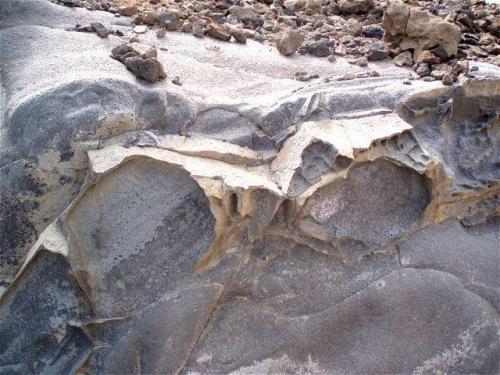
(1, 0, 499, 374)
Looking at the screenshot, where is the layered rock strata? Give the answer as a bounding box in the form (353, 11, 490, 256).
(1, 1, 499, 374)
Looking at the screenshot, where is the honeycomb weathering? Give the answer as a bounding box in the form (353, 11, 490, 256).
(0, 0, 499, 374)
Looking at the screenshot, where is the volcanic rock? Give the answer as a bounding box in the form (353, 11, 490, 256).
(346, 18, 363, 36)
(383, 2, 462, 60)
(230, 28, 247, 44)
(367, 42, 389, 60)
(362, 25, 384, 39)
(277, 29, 305, 55)
(394, 51, 413, 66)
(207, 23, 231, 41)
(118, 5, 137, 16)
(339, 0, 373, 14)
(112, 44, 166, 82)
(142, 11, 157, 26)
(415, 50, 441, 65)
(229, 5, 258, 24)
(1, 2, 500, 375)
(156, 28, 166, 38)
(157, 10, 182, 30)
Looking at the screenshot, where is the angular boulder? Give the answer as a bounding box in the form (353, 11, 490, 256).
(276, 29, 305, 56)
(339, 0, 373, 14)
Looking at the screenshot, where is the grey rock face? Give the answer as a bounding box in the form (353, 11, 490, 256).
(186, 268, 498, 374)
(187, 108, 272, 149)
(0, 250, 94, 371)
(299, 159, 430, 250)
(1, 1, 499, 374)
(99, 284, 223, 374)
(398, 219, 500, 309)
(65, 158, 216, 317)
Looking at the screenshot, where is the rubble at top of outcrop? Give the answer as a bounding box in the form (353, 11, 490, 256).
(56, 0, 500, 85)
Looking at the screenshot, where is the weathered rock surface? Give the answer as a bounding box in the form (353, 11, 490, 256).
(383, 1, 462, 60)
(339, 0, 373, 14)
(276, 29, 305, 56)
(1, 0, 499, 374)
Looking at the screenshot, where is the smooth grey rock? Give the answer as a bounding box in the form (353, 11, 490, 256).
(188, 108, 272, 149)
(5, 79, 167, 160)
(100, 284, 223, 375)
(185, 268, 499, 374)
(231, 236, 400, 316)
(0, 78, 169, 279)
(299, 159, 430, 250)
(65, 158, 216, 317)
(37, 326, 93, 375)
(398, 219, 500, 310)
(0, 250, 94, 370)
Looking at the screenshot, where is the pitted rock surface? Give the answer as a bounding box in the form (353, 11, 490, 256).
(0, 0, 499, 374)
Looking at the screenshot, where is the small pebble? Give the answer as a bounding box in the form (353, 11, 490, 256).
(172, 76, 182, 86)
(157, 28, 166, 38)
(133, 25, 147, 34)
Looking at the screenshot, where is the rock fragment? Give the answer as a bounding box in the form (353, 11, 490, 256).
(89, 22, 110, 38)
(157, 10, 182, 31)
(355, 56, 369, 66)
(394, 51, 413, 66)
(342, 19, 361, 37)
(142, 11, 157, 26)
(172, 76, 182, 86)
(415, 62, 431, 77)
(181, 21, 193, 33)
(133, 25, 147, 34)
(111, 44, 166, 82)
(383, 3, 461, 61)
(118, 6, 137, 17)
(295, 71, 319, 81)
(301, 40, 334, 57)
(277, 29, 305, 56)
(207, 23, 231, 41)
(382, 0, 410, 39)
(442, 73, 455, 85)
(192, 24, 205, 38)
(415, 50, 441, 65)
(362, 25, 384, 39)
(96, 28, 110, 38)
(230, 28, 247, 44)
(157, 28, 166, 38)
(367, 42, 389, 61)
(229, 5, 258, 24)
(339, 0, 373, 14)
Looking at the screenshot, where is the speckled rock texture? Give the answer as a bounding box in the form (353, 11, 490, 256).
(0, 0, 499, 374)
